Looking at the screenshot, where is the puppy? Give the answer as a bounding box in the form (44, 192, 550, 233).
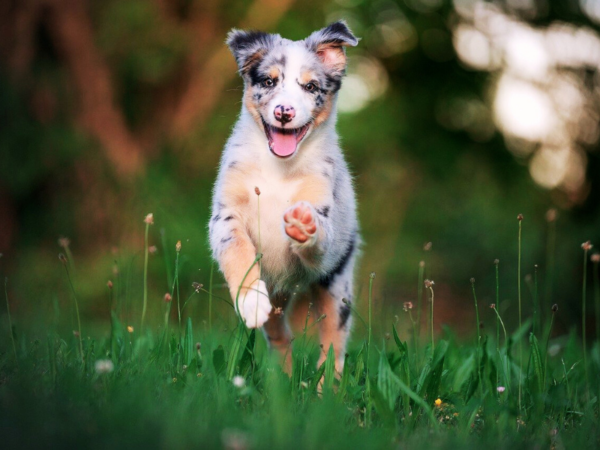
(209, 21, 360, 373)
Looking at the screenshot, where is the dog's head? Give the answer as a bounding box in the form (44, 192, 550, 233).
(227, 22, 358, 158)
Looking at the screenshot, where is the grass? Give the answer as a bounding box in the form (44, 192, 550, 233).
(1, 214, 600, 449)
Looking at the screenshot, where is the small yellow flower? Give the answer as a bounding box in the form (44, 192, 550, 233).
(435, 398, 442, 407)
(127, 326, 134, 333)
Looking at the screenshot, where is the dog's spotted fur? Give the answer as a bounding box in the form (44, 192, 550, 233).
(209, 21, 360, 373)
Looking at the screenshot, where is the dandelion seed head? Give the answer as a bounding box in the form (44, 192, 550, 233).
(517, 213, 524, 221)
(254, 186, 261, 196)
(497, 386, 506, 393)
(164, 293, 172, 302)
(107, 280, 113, 289)
(419, 260, 425, 268)
(592, 253, 600, 263)
(232, 375, 245, 388)
(494, 259, 499, 265)
(144, 213, 154, 225)
(192, 282, 203, 293)
(470, 277, 475, 284)
(581, 241, 593, 251)
(95, 359, 114, 374)
(424, 279, 434, 289)
(490, 303, 496, 309)
(148, 245, 157, 254)
(176, 240, 182, 252)
(403, 301, 413, 312)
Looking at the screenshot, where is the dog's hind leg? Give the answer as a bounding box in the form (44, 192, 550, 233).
(262, 293, 293, 373)
(315, 283, 352, 375)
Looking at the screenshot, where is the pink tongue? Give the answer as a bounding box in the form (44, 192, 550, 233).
(270, 130, 297, 157)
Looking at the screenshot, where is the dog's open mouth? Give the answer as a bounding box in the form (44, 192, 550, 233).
(262, 120, 310, 158)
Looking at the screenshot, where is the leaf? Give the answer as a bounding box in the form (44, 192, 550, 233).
(226, 323, 245, 380)
(182, 317, 194, 366)
(392, 324, 408, 357)
(310, 360, 327, 393)
(529, 332, 544, 394)
(212, 345, 226, 376)
(324, 344, 336, 391)
(377, 351, 401, 411)
(110, 311, 124, 362)
(422, 340, 448, 405)
(370, 381, 396, 427)
(238, 329, 256, 377)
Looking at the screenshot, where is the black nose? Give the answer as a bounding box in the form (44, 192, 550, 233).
(274, 105, 295, 124)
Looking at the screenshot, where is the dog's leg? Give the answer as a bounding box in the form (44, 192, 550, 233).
(315, 283, 353, 374)
(210, 206, 271, 328)
(262, 297, 293, 373)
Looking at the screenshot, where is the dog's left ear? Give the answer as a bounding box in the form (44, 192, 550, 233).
(305, 21, 358, 77)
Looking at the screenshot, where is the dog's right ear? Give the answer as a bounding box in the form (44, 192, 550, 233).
(226, 29, 278, 75)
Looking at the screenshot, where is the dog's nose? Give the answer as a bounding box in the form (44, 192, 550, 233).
(274, 105, 295, 125)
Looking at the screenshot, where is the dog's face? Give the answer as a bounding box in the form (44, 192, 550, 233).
(227, 22, 358, 158)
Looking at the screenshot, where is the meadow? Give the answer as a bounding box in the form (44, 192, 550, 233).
(2, 213, 599, 450)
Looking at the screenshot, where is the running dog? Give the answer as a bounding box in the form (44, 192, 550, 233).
(209, 21, 360, 373)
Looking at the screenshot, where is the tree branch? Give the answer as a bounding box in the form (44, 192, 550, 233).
(45, 0, 144, 177)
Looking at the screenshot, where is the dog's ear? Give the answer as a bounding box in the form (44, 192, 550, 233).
(227, 29, 278, 76)
(305, 21, 358, 77)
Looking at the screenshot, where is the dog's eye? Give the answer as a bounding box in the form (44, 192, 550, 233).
(262, 78, 274, 88)
(304, 82, 316, 92)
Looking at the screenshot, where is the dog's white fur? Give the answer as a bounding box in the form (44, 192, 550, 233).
(209, 22, 360, 372)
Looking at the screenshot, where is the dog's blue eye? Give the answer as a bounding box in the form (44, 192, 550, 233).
(304, 83, 316, 92)
(262, 78, 274, 88)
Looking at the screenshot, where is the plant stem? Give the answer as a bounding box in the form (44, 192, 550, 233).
(367, 273, 374, 373)
(594, 259, 600, 344)
(209, 262, 214, 331)
(517, 216, 523, 412)
(492, 306, 509, 389)
(4, 278, 18, 366)
(544, 214, 556, 322)
(417, 261, 425, 356)
(543, 310, 556, 389)
(534, 265, 539, 336)
(471, 279, 482, 396)
(62, 261, 84, 367)
(495, 261, 500, 388)
(174, 251, 181, 332)
(427, 283, 435, 355)
(141, 222, 150, 332)
(582, 247, 589, 398)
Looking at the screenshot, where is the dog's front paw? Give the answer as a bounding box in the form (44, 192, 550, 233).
(284, 201, 317, 245)
(239, 280, 272, 328)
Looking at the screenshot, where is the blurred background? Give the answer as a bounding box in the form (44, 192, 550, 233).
(1, 0, 599, 341)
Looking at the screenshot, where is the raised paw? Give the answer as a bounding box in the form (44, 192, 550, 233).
(284, 201, 318, 244)
(239, 280, 272, 328)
